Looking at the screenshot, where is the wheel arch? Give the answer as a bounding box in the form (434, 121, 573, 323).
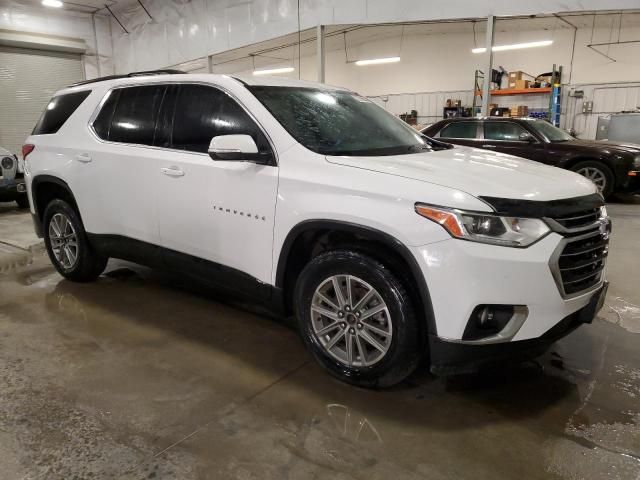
(31, 175, 81, 235)
(275, 220, 437, 337)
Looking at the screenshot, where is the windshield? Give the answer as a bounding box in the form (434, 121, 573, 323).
(248, 86, 433, 156)
(530, 119, 574, 142)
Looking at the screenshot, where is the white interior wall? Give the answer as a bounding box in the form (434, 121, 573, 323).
(0, 1, 114, 79)
(108, 0, 640, 74)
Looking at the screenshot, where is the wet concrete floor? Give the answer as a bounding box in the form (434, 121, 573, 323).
(0, 199, 638, 479)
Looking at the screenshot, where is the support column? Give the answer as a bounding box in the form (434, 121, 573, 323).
(207, 55, 213, 73)
(481, 15, 495, 116)
(316, 24, 325, 83)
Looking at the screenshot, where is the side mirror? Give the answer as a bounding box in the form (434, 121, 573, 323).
(519, 132, 535, 143)
(208, 134, 274, 165)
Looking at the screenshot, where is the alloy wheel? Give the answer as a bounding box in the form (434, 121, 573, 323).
(48, 212, 79, 270)
(576, 167, 607, 193)
(310, 274, 392, 367)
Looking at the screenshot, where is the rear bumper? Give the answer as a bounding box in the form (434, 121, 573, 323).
(429, 282, 606, 374)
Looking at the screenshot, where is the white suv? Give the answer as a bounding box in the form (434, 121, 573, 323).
(23, 71, 611, 387)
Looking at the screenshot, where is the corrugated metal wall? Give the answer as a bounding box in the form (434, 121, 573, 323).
(370, 82, 640, 139)
(0, 46, 83, 156)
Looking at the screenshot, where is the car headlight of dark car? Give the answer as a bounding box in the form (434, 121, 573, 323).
(633, 155, 640, 170)
(1, 156, 14, 170)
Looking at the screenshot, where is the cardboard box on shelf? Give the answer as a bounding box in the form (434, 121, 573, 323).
(508, 79, 531, 89)
(509, 105, 529, 117)
(508, 71, 526, 81)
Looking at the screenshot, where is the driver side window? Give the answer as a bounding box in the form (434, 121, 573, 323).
(484, 122, 530, 141)
(170, 84, 271, 154)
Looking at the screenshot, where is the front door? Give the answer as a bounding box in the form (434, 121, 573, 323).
(481, 121, 548, 163)
(155, 84, 279, 295)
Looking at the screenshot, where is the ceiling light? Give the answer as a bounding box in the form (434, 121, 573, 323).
(354, 56, 401, 66)
(42, 0, 63, 7)
(472, 40, 553, 54)
(252, 67, 294, 76)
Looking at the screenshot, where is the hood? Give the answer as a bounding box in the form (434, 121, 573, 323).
(326, 145, 597, 202)
(565, 139, 640, 155)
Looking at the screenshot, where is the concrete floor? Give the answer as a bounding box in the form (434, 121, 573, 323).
(0, 199, 638, 480)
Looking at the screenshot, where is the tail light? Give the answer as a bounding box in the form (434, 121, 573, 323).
(22, 144, 35, 160)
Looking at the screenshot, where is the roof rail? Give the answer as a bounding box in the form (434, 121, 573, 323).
(69, 69, 186, 87)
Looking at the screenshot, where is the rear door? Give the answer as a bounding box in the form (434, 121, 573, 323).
(84, 85, 166, 245)
(436, 121, 484, 148)
(481, 121, 548, 162)
(155, 83, 279, 293)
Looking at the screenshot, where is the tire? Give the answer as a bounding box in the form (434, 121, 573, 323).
(570, 160, 615, 199)
(43, 199, 108, 282)
(294, 250, 421, 388)
(15, 195, 29, 209)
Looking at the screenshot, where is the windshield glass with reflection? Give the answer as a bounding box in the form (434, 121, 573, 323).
(531, 119, 574, 142)
(248, 86, 434, 156)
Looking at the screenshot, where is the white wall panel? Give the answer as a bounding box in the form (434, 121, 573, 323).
(108, 0, 640, 74)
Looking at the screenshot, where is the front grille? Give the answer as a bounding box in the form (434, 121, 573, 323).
(553, 208, 600, 230)
(557, 230, 608, 295)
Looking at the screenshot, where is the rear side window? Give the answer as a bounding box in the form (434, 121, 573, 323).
(108, 86, 166, 146)
(484, 122, 529, 141)
(92, 89, 120, 140)
(32, 90, 91, 135)
(170, 84, 270, 154)
(439, 122, 478, 139)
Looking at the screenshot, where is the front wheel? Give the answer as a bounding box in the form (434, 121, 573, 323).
(43, 199, 108, 282)
(294, 250, 421, 388)
(571, 161, 615, 199)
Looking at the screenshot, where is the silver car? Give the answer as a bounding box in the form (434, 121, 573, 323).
(0, 146, 29, 208)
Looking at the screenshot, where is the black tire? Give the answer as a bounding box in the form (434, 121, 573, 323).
(43, 199, 108, 282)
(294, 250, 421, 388)
(570, 160, 615, 199)
(15, 195, 29, 209)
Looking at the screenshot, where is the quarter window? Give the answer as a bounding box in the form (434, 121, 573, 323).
(170, 84, 270, 154)
(484, 122, 530, 141)
(33, 90, 91, 135)
(439, 122, 478, 139)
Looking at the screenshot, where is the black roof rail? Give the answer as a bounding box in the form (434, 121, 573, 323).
(69, 69, 186, 87)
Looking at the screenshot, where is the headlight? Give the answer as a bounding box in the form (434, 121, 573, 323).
(1, 156, 14, 170)
(633, 155, 640, 169)
(415, 204, 551, 247)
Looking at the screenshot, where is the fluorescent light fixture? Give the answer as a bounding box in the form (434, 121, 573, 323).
(472, 40, 553, 54)
(42, 0, 63, 7)
(252, 66, 294, 76)
(354, 56, 401, 66)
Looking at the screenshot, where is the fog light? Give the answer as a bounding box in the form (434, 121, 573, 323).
(463, 305, 516, 341)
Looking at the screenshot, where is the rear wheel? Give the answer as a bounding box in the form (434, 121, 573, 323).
(571, 160, 614, 199)
(294, 250, 421, 388)
(43, 199, 107, 282)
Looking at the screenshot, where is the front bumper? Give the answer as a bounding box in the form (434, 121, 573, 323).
(428, 282, 607, 374)
(410, 233, 606, 370)
(0, 180, 27, 201)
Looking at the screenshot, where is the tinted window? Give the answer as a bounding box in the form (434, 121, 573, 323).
(92, 89, 120, 140)
(439, 122, 478, 139)
(484, 122, 529, 141)
(108, 85, 165, 145)
(171, 84, 270, 154)
(33, 90, 91, 135)
(248, 86, 428, 156)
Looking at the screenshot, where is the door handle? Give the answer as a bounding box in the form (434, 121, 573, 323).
(75, 153, 92, 162)
(161, 166, 185, 177)
(481, 144, 497, 148)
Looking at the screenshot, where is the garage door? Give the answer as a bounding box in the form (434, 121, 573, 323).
(0, 46, 84, 156)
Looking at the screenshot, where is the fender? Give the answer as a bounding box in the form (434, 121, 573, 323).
(275, 219, 438, 335)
